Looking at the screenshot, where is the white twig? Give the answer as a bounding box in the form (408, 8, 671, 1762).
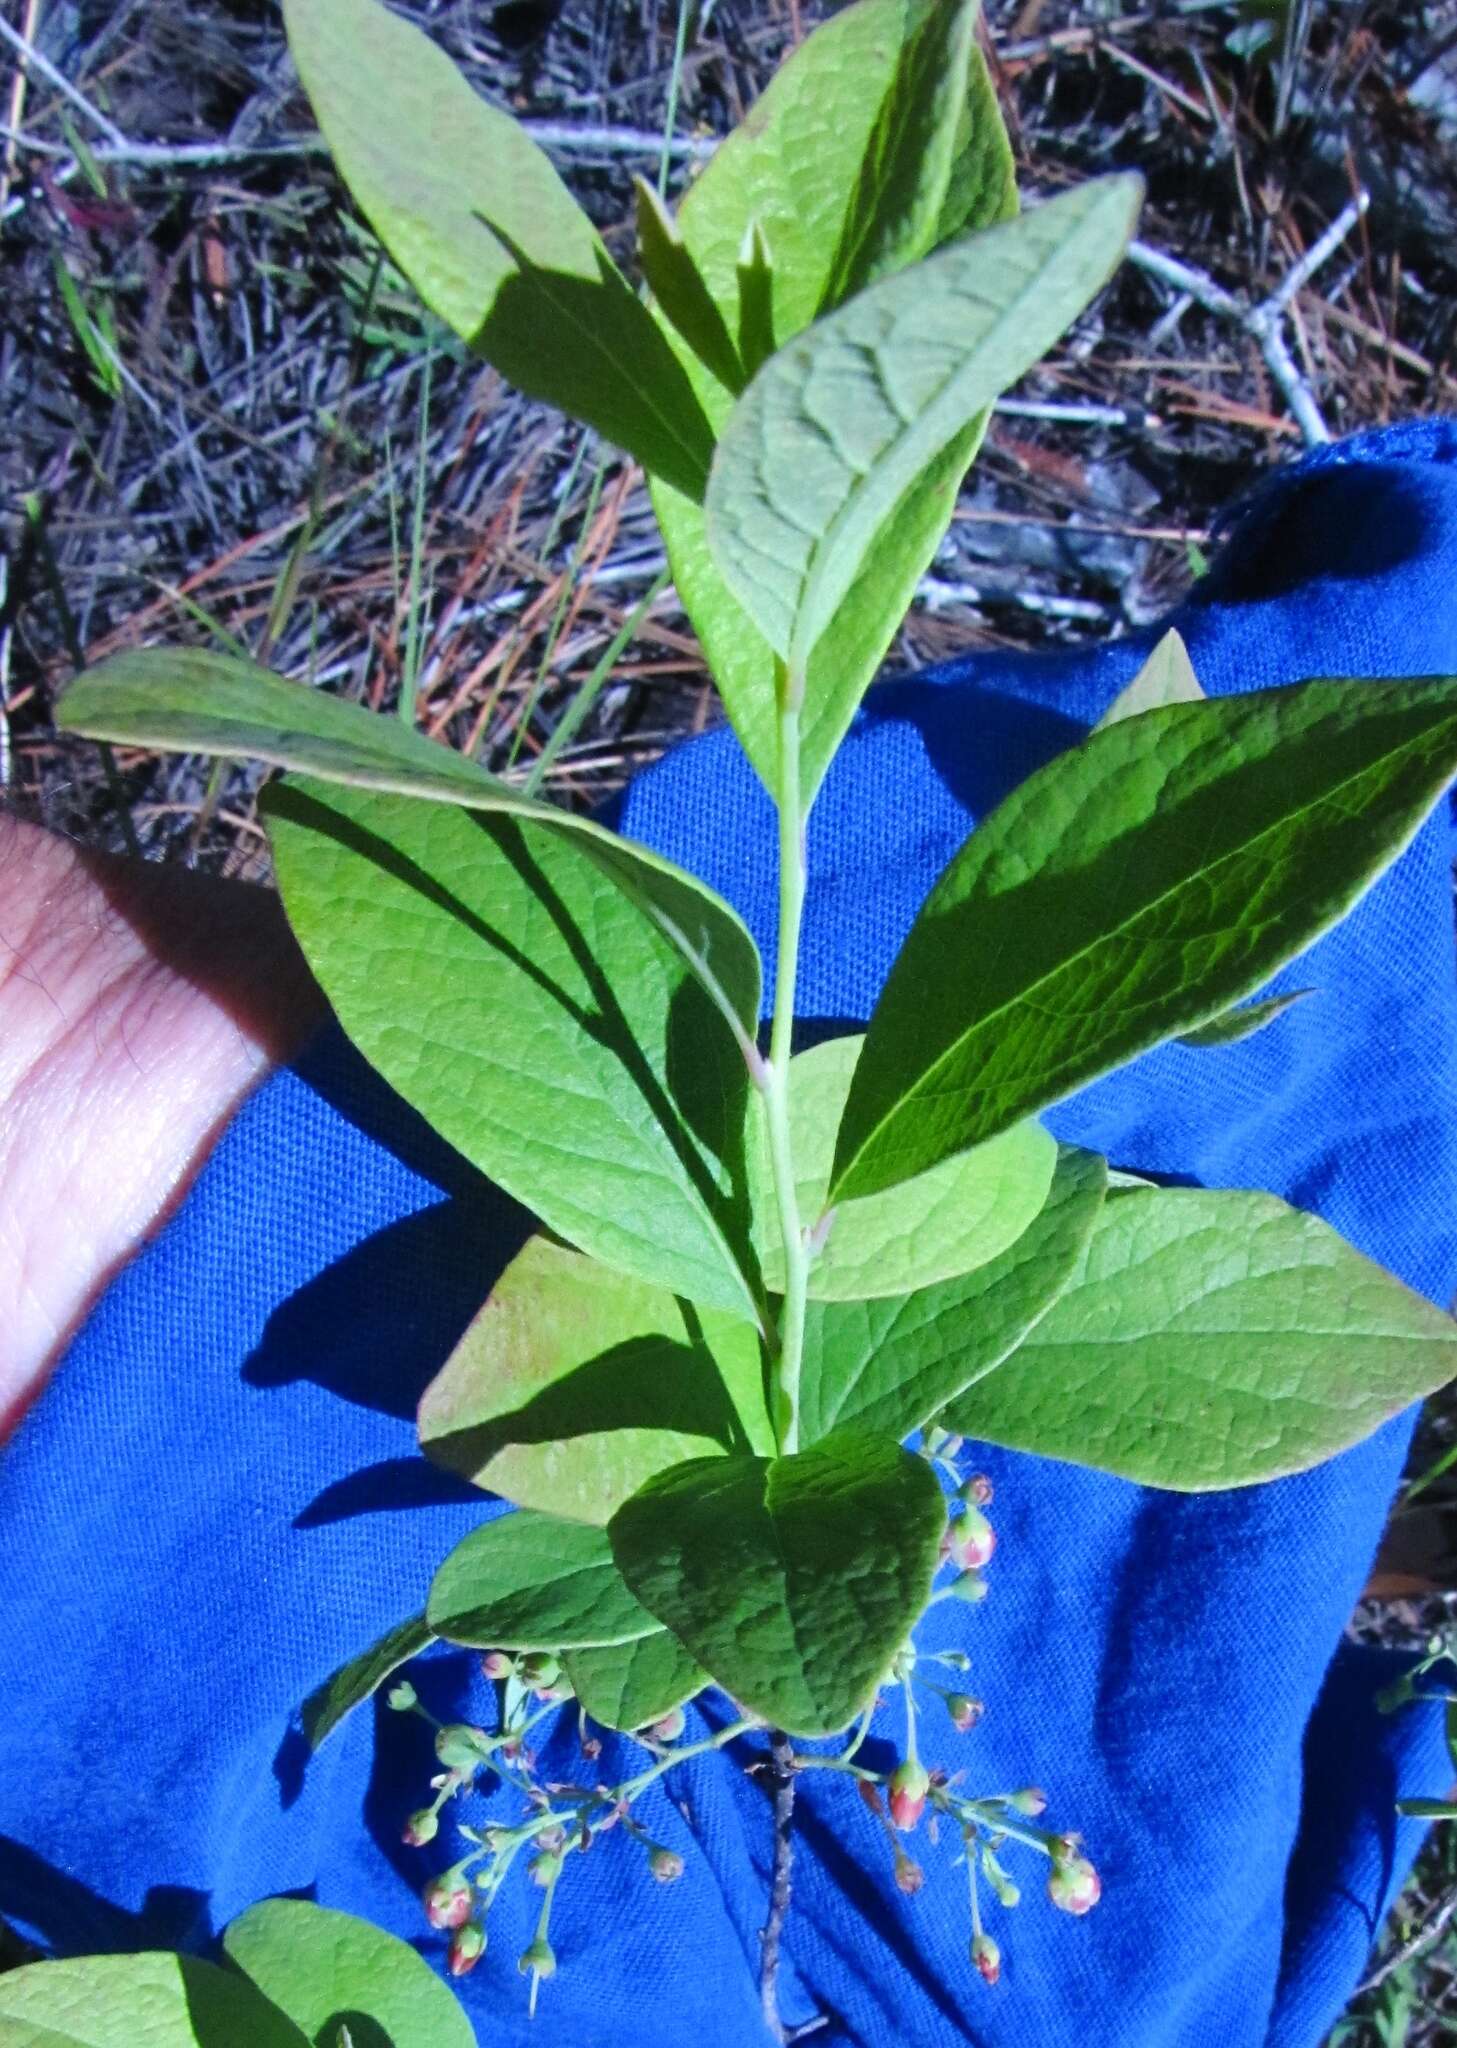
(995, 397, 1154, 429)
(0, 118, 711, 174)
(1129, 191, 1370, 446)
(0, 14, 127, 147)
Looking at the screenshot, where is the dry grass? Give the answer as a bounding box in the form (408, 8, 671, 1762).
(6, 1, 1455, 875)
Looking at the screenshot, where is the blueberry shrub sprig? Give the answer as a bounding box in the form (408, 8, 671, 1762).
(56, 0, 1457, 2027)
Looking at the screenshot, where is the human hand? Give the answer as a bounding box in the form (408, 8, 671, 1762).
(0, 815, 322, 1434)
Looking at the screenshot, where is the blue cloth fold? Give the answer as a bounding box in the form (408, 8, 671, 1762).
(4, 421, 1457, 2046)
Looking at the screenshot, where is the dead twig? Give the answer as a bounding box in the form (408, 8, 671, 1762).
(1129, 192, 1372, 446)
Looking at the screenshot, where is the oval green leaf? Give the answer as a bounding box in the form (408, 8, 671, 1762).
(263, 779, 759, 1318)
(301, 1612, 434, 1753)
(609, 1433, 944, 1735)
(561, 1630, 709, 1734)
(223, 1899, 474, 2048)
(418, 1236, 773, 1525)
(650, 0, 1018, 800)
(748, 1035, 1056, 1299)
(946, 1186, 1457, 1489)
(58, 649, 760, 1042)
(803, 1144, 1107, 1445)
(0, 1955, 307, 2048)
(427, 1508, 658, 1650)
(283, 0, 714, 499)
(704, 175, 1142, 679)
(833, 677, 1457, 1202)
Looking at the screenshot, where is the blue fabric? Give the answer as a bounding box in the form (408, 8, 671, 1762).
(4, 420, 1457, 2047)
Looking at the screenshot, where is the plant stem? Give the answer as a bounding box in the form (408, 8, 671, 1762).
(616, 1715, 756, 1803)
(760, 1731, 797, 2044)
(764, 685, 809, 1453)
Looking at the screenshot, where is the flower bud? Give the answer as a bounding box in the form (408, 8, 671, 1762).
(649, 1845, 685, 1884)
(480, 1651, 514, 1681)
(1048, 1851, 1101, 1916)
(435, 1723, 491, 1772)
(954, 1506, 995, 1571)
(422, 1870, 473, 1930)
(529, 1849, 563, 1887)
(893, 1850, 925, 1895)
(649, 1705, 686, 1743)
(858, 1778, 884, 1816)
(938, 1432, 965, 1461)
(1006, 1786, 1047, 1818)
(971, 1933, 1001, 1986)
(386, 1681, 418, 1711)
(518, 1652, 560, 1688)
(946, 1693, 984, 1734)
(950, 1569, 989, 1604)
(518, 1936, 557, 1979)
(402, 1807, 439, 1847)
(448, 1922, 486, 1977)
(960, 1473, 993, 1507)
(888, 1760, 930, 1832)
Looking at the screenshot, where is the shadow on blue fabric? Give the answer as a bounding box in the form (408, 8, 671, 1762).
(4, 422, 1457, 2047)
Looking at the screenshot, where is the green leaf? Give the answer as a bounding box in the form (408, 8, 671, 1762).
(609, 1433, 944, 1734)
(561, 1630, 709, 1733)
(947, 1186, 1457, 1489)
(57, 649, 760, 1042)
(1094, 628, 1204, 730)
(833, 677, 1457, 1202)
(735, 220, 777, 384)
(282, 0, 714, 499)
(0, 1955, 307, 2048)
(806, 1144, 1107, 1444)
(301, 1612, 433, 1752)
(223, 1899, 474, 2048)
(263, 778, 760, 1317)
(427, 1508, 658, 1649)
(746, 1034, 1056, 1299)
(650, 0, 1017, 801)
(818, 0, 983, 308)
(418, 1236, 773, 1525)
(1396, 1797, 1457, 1820)
(704, 176, 1141, 681)
(1178, 988, 1314, 1049)
(634, 178, 743, 395)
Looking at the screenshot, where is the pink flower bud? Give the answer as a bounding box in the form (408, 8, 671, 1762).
(954, 1507, 995, 1571)
(448, 1922, 486, 1976)
(888, 1760, 930, 1832)
(858, 1778, 884, 1816)
(1007, 1786, 1047, 1817)
(649, 1845, 685, 1884)
(480, 1651, 513, 1680)
(960, 1473, 993, 1507)
(894, 1851, 925, 1895)
(1048, 1851, 1101, 1916)
(402, 1807, 439, 1847)
(946, 1693, 984, 1734)
(649, 1706, 686, 1743)
(971, 1933, 1001, 1986)
(423, 1871, 473, 1930)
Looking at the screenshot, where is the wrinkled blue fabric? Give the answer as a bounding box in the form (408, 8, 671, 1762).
(4, 420, 1457, 2048)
